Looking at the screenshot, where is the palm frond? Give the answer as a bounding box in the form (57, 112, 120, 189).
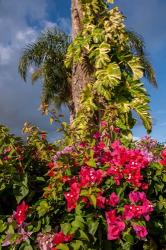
(140, 55, 157, 87)
(18, 28, 72, 108)
(126, 30, 157, 87)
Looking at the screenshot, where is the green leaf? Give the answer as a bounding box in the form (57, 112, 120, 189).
(61, 223, 71, 235)
(19, 240, 33, 250)
(89, 195, 97, 208)
(71, 240, 84, 250)
(36, 200, 50, 217)
(107, 0, 114, 3)
(163, 174, 166, 182)
(95, 63, 121, 89)
(13, 173, 29, 203)
(0, 220, 7, 233)
(57, 243, 69, 250)
(86, 158, 96, 168)
(87, 219, 99, 236)
(79, 230, 90, 241)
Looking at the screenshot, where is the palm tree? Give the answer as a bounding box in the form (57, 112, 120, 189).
(18, 28, 73, 114)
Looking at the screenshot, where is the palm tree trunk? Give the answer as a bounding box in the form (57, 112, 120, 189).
(71, 0, 92, 114)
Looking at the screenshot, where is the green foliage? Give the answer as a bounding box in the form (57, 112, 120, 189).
(0, 124, 56, 214)
(0, 1, 163, 250)
(65, 0, 156, 140)
(18, 28, 71, 109)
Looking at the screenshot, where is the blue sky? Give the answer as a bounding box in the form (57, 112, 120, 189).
(0, 0, 166, 141)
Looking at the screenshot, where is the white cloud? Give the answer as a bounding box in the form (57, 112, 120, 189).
(0, 0, 62, 136)
(16, 28, 37, 44)
(0, 45, 13, 65)
(43, 21, 57, 30)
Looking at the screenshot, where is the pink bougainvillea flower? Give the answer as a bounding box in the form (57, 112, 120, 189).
(52, 231, 73, 245)
(48, 162, 55, 169)
(52, 232, 65, 245)
(133, 225, 148, 238)
(107, 220, 125, 240)
(96, 194, 106, 208)
(141, 182, 149, 190)
(123, 205, 136, 220)
(114, 127, 120, 133)
(64, 182, 80, 212)
(79, 167, 104, 187)
(4, 147, 12, 153)
(160, 149, 166, 165)
(93, 132, 101, 139)
(123, 195, 153, 221)
(14, 201, 29, 225)
(107, 192, 120, 207)
(100, 121, 107, 127)
(161, 149, 166, 158)
(129, 191, 146, 203)
(106, 210, 125, 240)
(61, 175, 70, 183)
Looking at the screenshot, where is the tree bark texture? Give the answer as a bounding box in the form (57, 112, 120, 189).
(71, 0, 92, 114)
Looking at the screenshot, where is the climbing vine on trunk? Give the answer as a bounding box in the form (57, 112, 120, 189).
(67, 0, 153, 141)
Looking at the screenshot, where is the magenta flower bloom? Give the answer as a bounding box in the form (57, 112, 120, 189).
(106, 210, 125, 240)
(100, 121, 107, 127)
(133, 225, 148, 238)
(14, 201, 29, 225)
(53, 231, 73, 245)
(107, 192, 120, 207)
(79, 167, 104, 187)
(129, 191, 146, 203)
(96, 194, 106, 208)
(64, 182, 80, 212)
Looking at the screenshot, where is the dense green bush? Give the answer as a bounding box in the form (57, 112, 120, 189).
(0, 123, 165, 249)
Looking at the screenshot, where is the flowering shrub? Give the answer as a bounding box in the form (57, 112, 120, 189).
(0, 125, 165, 249)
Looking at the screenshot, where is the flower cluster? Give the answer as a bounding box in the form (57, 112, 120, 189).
(36, 231, 73, 250)
(64, 182, 80, 212)
(160, 149, 166, 166)
(123, 191, 153, 222)
(1, 127, 165, 249)
(57, 138, 155, 245)
(14, 201, 29, 225)
(106, 210, 125, 240)
(79, 167, 105, 187)
(52, 231, 73, 245)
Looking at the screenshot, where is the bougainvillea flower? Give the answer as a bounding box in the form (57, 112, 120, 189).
(160, 149, 166, 165)
(129, 191, 146, 203)
(14, 201, 29, 225)
(161, 149, 166, 158)
(64, 182, 80, 212)
(96, 194, 106, 208)
(93, 132, 101, 139)
(48, 162, 55, 169)
(79, 167, 104, 187)
(106, 210, 125, 240)
(133, 225, 148, 238)
(107, 192, 120, 207)
(52, 231, 73, 245)
(100, 121, 107, 127)
(61, 175, 70, 183)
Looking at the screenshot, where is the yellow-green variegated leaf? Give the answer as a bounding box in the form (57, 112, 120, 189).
(90, 42, 110, 68)
(131, 99, 152, 133)
(95, 62, 121, 87)
(128, 57, 144, 80)
(107, 0, 114, 3)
